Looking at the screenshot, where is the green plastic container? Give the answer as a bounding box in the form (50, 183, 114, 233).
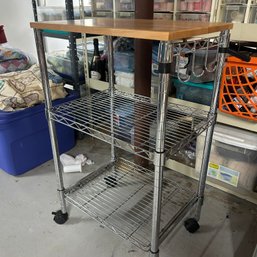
(173, 79, 214, 106)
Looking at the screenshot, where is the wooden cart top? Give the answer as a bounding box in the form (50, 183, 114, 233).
(30, 18, 233, 41)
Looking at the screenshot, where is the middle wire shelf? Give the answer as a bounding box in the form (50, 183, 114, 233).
(51, 89, 214, 161)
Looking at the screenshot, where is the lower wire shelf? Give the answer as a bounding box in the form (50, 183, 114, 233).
(64, 158, 197, 251)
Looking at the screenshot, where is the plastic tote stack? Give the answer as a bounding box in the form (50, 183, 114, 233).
(196, 124, 257, 195)
(0, 94, 77, 176)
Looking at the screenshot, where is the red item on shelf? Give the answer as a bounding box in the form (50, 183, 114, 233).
(0, 25, 7, 44)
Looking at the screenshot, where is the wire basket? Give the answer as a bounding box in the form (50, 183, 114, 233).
(219, 56, 257, 121)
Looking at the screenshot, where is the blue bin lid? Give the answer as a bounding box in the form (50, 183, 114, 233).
(0, 91, 79, 125)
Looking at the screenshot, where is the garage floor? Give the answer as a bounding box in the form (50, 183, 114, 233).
(0, 137, 257, 257)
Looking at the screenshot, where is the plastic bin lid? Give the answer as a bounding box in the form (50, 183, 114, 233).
(213, 124, 257, 151)
(173, 79, 214, 90)
(0, 92, 78, 125)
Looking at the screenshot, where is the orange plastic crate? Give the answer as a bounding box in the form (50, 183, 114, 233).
(219, 56, 257, 121)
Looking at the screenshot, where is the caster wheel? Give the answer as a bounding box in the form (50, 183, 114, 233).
(184, 218, 200, 233)
(52, 210, 69, 225)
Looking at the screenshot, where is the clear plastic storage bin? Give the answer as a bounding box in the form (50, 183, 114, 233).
(94, 11, 113, 17)
(178, 0, 212, 12)
(221, 0, 247, 4)
(176, 13, 210, 21)
(37, 6, 84, 21)
(116, 12, 135, 19)
(249, 6, 257, 23)
(154, 1, 174, 12)
(47, 41, 105, 79)
(37, 6, 66, 21)
(154, 13, 173, 19)
(220, 4, 247, 23)
(196, 124, 257, 193)
(116, 0, 135, 11)
(95, 0, 113, 10)
(47, 51, 85, 79)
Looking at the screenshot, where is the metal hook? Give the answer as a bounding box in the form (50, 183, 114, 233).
(191, 41, 205, 78)
(204, 39, 218, 73)
(176, 43, 191, 83)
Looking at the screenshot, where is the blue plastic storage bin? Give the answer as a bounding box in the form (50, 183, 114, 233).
(0, 93, 78, 176)
(173, 79, 214, 106)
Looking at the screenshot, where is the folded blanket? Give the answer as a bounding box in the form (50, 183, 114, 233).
(0, 64, 67, 111)
(0, 46, 34, 74)
(0, 46, 26, 61)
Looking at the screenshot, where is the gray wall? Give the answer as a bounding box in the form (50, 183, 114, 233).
(0, 0, 37, 57)
(0, 0, 91, 57)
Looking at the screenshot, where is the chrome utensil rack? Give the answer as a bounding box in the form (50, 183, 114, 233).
(33, 20, 231, 257)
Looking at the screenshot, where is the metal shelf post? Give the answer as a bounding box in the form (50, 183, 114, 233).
(107, 35, 116, 162)
(34, 29, 67, 215)
(195, 29, 230, 221)
(150, 41, 173, 257)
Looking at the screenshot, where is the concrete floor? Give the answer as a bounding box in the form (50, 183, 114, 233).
(0, 137, 257, 257)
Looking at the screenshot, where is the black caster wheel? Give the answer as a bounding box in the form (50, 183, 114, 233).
(52, 210, 69, 225)
(184, 218, 200, 233)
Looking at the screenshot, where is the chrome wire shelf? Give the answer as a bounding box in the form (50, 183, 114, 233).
(64, 158, 196, 251)
(51, 89, 214, 160)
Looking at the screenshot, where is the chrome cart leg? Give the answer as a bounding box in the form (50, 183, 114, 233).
(104, 36, 117, 186)
(192, 30, 230, 225)
(34, 29, 68, 224)
(150, 41, 172, 257)
(107, 36, 116, 162)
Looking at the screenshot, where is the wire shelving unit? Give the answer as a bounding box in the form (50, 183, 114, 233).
(31, 18, 232, 257)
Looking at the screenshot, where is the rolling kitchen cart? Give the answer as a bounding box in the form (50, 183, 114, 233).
(30, 19, 232, 256)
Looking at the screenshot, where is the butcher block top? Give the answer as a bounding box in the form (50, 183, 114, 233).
(30, 18, 233, 41)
